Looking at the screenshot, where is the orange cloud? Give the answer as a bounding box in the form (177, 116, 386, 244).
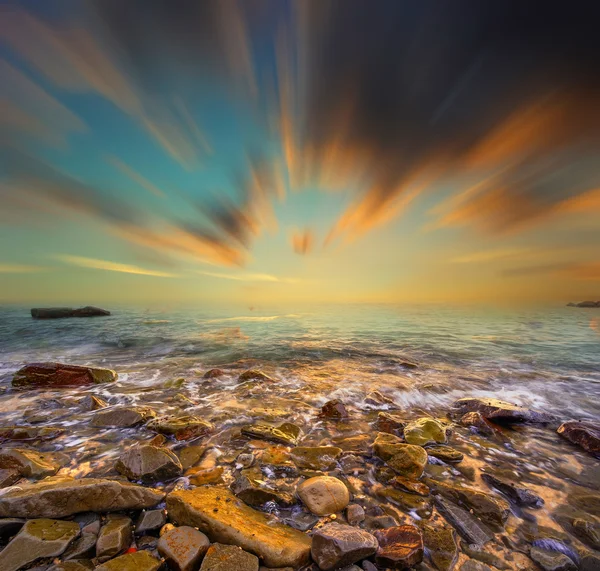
(291, 229, 314, 255)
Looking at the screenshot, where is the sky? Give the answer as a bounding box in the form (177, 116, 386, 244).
(1, 0, 599, 305)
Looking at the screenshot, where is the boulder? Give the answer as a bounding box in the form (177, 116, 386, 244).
(0, 448, 60, 478)
(12, 362, 117, 388)
(231, 467, 295, 507)
(0, 477, 164, 518)
(200, 543, 259, 571)
(373, 525, 424, 569)
(31, 306, 110, 319)
(557, 420, 600, 458)
(311, 523, 378, 570)
(319, 399, 349, 419)
(96, 516, 132, 558)
(0, 518, 79, 571)
(451, 397, 553, 424)
(434, 496, 493, 545)
(158, 526, 210, 571)
(403, 418, 447, 446)
(115, 445, 182, 483)
(426, 445, 463, 464)
(420, 523, 458, 571)
(374, 412, 405, 435)
(0, 426, 64, 441)
(166, 486, 312, 568)
(94, 551, 162, 571)
(481, 473, 544, 507)
(373, 432, 428, 479)
(135, 510, 167, 535)
(91, 406, 156, 428)
(238, 370, 275, 382)
(241, 422, 302, 446)
(147, 415, 213, 440)
(297, 476, 350, 515)
(459, 412, 497, 436)
(290, 446, 343, 471)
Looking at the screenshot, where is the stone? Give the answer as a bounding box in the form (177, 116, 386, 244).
(451, 397, 553, 424)
(187, 466, 224, 486)
(0, 448, 60, 478)
(373, 525, 423, 569)
(49, 561, 94, 570)
(0, 518, 25, 538)
(347, 504, 366, 526)
(290, 446, 343, 471)
(203, 368, 225, 379)
(91, 406, 156, 428)
(389, 475, 430, 496)
(147, 415, 213, 440)
(365, 391, 396, 407)
(63, 533, 97, 560)
(12, 362, 116, 388)
(311, 523, 378, 571)
(0, 426, 64, 441)
(297, 476, 350, 515)
(576, 301, 600, 307)
(460, 561, 492, 571)
(426, 445, 463, 464)
(74, 512, 101, 535)
(373, 433, 428, 479)
(115, 444, 182, 483)
(200, 543, 259, 571)
(137, 535, 159, 551)
(375, 488, 433, 519)
(96, 516, 132, 558)
(481, 473, 544, 507)
(79, 394, 109, 411)
(0, 477, 164, 518)
(332, 435, 371, 453)
(177, 445, 206, 470)
(461, 543, 510, 570)
(158, 525, 210, 571)
(374, 412, 405, 435)
(420, 523, 458, 571)
(239, 369, 275, 382)
(231, 467, 295, 507)
(94, 551, 162, 571)
(557, 420, 600, 458)
(136, 510, 167, 535)
(31, 306, 110, 319)
(319, 399, 349, 419)
(581, 552, 600, 571)
(403, 418, 447, 446)
(553, 506, 600, 550)
(459, 412, 497, 436)
(434, 496, 493, 545)
(530, 546, 577, 571)
(0, 518, 79, 571)
(241, 422, 302, 446)
(166, 486, 312, 568)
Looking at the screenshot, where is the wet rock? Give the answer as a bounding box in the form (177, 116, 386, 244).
(12, 362, 117, 388)
(239, 369, 275, 382)
(237, 452, 255, 469)
(581, 552, 600, 571)
(48, 561, 94, 571)
(434, 496, 493, 545)
(96, 516, 132, 558)
(420, 523, 458, 571)
(0, 448, 60, 478)
(481, 473, 544, 507)
(404, 418, 447, 446)
(200, 543, 259, 571)
(290, 446, 343, 471)
(0, 477, 164, 518)
(63, 533, 97, 560)
(319, 399, 349, 419)
(373, 432, 428, 479)
(241, 422, 302, 446)
(375, 488, 433, 519)
(459, 412, 497, 436)
(389, 475, 430, 496)
(576, 301, 600, 308)
(147, 415, 213, 440)
(460, 543, 509, 570)
(115, 444, 183, 483)
(0, 426, 65, 442)
(557, 420, 600, 458)
(451, 397, 553, 424)
(426, 445, 463, 464)
(373, 525, 424, 569)
(74, 513, 101, 535)
(553, 506, 600, 550)
(79, 394, 109, 411)
(135, 510, 167, 535)
(203, 368, 225, 379)
(166, 486, 312, 568)
(365, 391, 396, 407)
(187, 466, 224, 486)
(567, 492, 600, 517)
(530, 546, 577, 571)
(363, 515, 400, 532)
(94, 550, 162, 571)
(0, 518, 25, 538)
(332, 435, 371, 453)
(311, 523, 378, 571)
(460, 561, 492, 571)
(347, 504, 366, 526)
(231, 467, 295, 507)
(137, 535, 159, 551)
(31, 306, 110, 318)
(158, 525, 210, 571)
(374, 412, 405, 435)
(91, 406, 156, 428)
(297, 476, 350, 516)
(0, 518, 79, 571)
(177, 445, 206, 470)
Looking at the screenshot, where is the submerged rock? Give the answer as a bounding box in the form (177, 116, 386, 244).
(451, 397, 553, 424)
(238, 369, 275, 382)
(0, 448, 60, 478)
(373, 432, 428, 479)
(481, 473, 544, 507)
(158, 526, 210, 571)
(459, 412, 498, 436)
(166, 486, 312, 568)
(389, 475, 430, 496)
(96, 516, 132, 558)
(31, 306, 110, 319)
(241, 422, 302, 446)
(0, 469, 20, 488)
(12, 362, 117, 388)
(79, 394, 109, 411)
(375, 487, 433, 519)
(420, 523, 458, 571)
(203, 368, 226, 379)
(231, 467, 295, 507)
(91, 406, 156, 428)
(0, 426, 64, 441)
(147, 415, 213, 440)
(311, 523, 378, 570)
(374, 412, 406, 435)
(403, 418, 447, 446)
(530, 546, 577, 571)
(365, 391, 397, 407)
(115, 444, 183, 483)
(434, 496, 493, 545)
(426, 445, 463, 464)
(297, 476, 350, 515)
(200, 543, 259, 571)
(290, 446, 343, 471)
(553, 505, 600, 551)
(373, 525, 424, 569)
(557, 420, 600, 458)
(319, 399, 349, 419)
(94, 551, 162, 571)
(0, 477, 164, 518)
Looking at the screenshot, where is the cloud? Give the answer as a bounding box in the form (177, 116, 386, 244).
(291, 229, 314, 255)
(503, 261, 600, 281)
(107, 156, 166, 198)
(55, 254, 178, 277)
(196, 270, 297, 283)
(0, 263, 46, 273)
(451, 248, 534, 264)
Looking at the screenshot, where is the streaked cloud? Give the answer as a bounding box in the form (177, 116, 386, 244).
(451, 248, 534, 264)
(55, 255, 178, 277)
(291, 229, 314, 255)
(107, 156, 166, 198)
(196, 270, 296, 283)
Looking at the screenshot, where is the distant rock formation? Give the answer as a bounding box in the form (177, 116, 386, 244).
(30, 306, 111, 318)
(566, 301, 600, 308)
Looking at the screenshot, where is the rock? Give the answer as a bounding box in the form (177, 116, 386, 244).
(389, 475, 430, 496)
(0, 518, 25, 538)
(553, 506, 600, 550)
(177, 445, 206, 470)
(374, 412, 405, 435)
(332, 435, 372, 453)
(63, 533, 97, 560)
(461, 543, 509, 570)
(239, 370, 275, 382)
(94, 551, 162, 571)
(481, 473, 544, 507)
(557, 420, 600, 458)
(96, 516, 132, 558)
(0, 448, 60, 478)
(31, 306, 110, 318)
(137, 535, 159, 551)
(166, 486, 312, 568)
(530, 546, 577, 571)
(451, 397, 553, 424)
(311, 523, 378, 571)
(203, 368, 225, 379)
(460, 561, 492, 571)
(290, 446, 343, 471)
(576, 301, 600, 308)
(404, 418, 447, 446)
(319, 399, 349, 419)
(91, 406, 156, 428)
(581, 552, 600, 571)
(135, 510, 167, 535)
(158, 525, 210, 571)
(200, 543, 260, 571)
(231, 467, 295, 507)
(74, 513, 101, 535)
(48, 561, 94, 571)
(373, 525, 423, 569)
(297, 476, 350, 515)
(375, 488, 433, 519)
(0, 518, 79, 571)
(434, 496, 492, 544)
(0, 426, 64, 441)
(373, 432, 428, 479)
(365, 391, 396, 407)
(79, 394, 109, 411)
(115, 444, 182, 483)
(147, 415, 213, 440)
(241, 422, 302, 446)
(459, 412, 497, 436)
(187, 466, 224, 486)
(346, 504, 366, 526)
(12, 362, 116, 388)
(426, 445, 463, 464)
(420, 523, 458, 571)
(0, 477, 164, 518)
(237, 452, 255, 469)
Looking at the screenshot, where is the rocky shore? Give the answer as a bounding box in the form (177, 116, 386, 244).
(0, 362, 598, 571)
(30, 307, 111, 319)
